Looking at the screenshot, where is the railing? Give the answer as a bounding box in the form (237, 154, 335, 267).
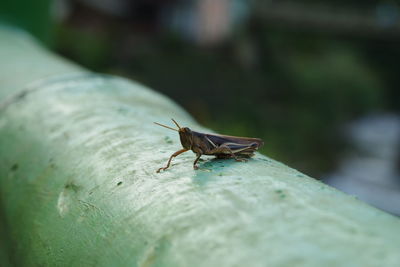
(0, 25, 399, 267)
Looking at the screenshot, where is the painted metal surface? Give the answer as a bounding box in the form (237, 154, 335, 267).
(0, 26, 400, 267)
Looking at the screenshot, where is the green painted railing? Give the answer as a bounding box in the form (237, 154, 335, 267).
(1, 26, 400, 267)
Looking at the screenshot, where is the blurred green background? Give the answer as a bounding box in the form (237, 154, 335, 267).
(1, 0, 400, 213)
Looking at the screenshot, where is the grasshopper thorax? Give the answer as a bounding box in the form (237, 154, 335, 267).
(179, 127, 193, 150)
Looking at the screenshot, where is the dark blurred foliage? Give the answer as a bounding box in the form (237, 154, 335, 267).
(2, 0, 400, 178)
(0, 0, 53, 43)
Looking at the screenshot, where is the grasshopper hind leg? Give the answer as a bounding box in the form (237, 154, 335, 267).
(211, 145, 250, 162)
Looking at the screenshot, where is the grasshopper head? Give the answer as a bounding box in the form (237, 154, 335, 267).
(179, 127, 193, 150)
(154, 119, 193, 149)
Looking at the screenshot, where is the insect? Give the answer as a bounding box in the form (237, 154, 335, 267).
(154, 119, 264, 172)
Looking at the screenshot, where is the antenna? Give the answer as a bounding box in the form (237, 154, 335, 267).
(171, 118, 181, 130)
(154, 122, 179, 132)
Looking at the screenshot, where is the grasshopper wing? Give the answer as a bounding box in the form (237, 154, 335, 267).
(204, 133, 263, 158)
(205, 133, 264, 148)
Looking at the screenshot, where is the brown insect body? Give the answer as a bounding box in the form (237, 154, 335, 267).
(155, 119, 264, 172)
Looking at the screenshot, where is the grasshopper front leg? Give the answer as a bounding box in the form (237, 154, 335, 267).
(193, 153, 202, 170)
(157, 148, 188, 173)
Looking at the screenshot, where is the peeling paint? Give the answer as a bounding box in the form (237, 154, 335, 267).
(57, 190, 71, 217)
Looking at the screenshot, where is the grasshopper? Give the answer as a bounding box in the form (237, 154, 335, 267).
(155, 119, 264, 172)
